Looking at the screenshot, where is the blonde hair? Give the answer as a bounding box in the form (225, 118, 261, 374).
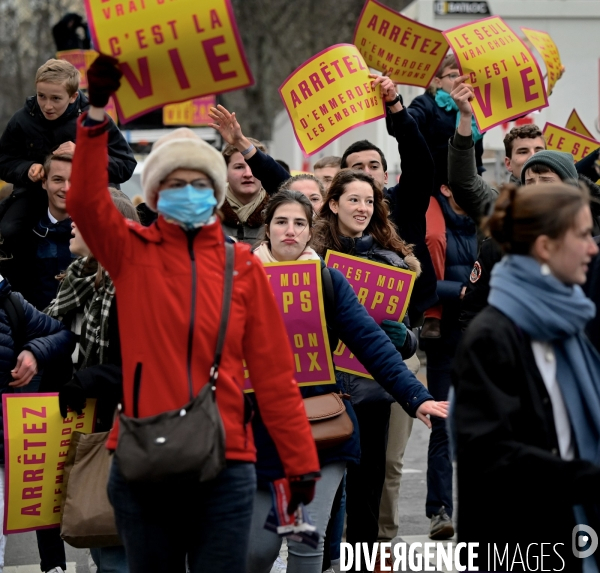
(35, 59, 80, 96)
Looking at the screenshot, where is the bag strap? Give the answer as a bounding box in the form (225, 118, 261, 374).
(321, 266, 339, 353)
(208, 241, 235, 386)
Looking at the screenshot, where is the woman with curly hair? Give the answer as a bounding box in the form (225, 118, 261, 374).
(311, 169, 431, 560)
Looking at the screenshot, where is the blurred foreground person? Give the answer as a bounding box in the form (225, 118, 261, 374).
(454, 183, 600, 572)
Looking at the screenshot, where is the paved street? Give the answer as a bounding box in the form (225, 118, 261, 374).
(3, 366, 456, 572)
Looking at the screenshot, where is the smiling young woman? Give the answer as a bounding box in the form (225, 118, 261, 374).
(311, 169, 439, 552)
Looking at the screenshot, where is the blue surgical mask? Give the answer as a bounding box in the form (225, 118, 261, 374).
(157, 185, 217, 230)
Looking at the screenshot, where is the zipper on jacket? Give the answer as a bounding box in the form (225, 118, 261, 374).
(186, 233, 197, 401)
(133, 363, 142, 418)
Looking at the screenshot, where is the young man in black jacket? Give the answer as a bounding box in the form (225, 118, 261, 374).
(0, 58, 135, 246)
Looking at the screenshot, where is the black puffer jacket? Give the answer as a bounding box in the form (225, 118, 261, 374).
(0, 91, 135, 187)
(0, 280, 75, 462)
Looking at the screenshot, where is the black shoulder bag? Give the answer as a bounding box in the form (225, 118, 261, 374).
(115, 242, 234, 483)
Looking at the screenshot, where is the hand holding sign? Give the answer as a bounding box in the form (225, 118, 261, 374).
(369, 72, 403, 111)
(450, 75, 476, 138)
(450, 75, 474, 115)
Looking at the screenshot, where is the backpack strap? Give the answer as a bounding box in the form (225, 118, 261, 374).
(2, 292, 26, 359)
(321, 265, 339, 353)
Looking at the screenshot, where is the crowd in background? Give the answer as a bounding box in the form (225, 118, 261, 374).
(0, 45, 597, 573)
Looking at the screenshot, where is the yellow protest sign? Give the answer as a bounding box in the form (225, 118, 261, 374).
(3, 394, 96, 534)
(83, 0, 253, 123)
(57, 49, 118, 123)
(543, 123, 600, 162)
(56, 49, 99, 90)
(566, 109, 595, 140)
(521, 27, 564, 95)
(163, 96, 217, 126)
(353, 0, 448, 88)
(443, 16, 548, 132)
(279, 44, 385, 156)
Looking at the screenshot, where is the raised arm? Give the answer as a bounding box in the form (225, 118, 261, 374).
(67, 56, 133, 280)
(375, 71, 434, 224)
(208, 104, 290, 195)
(448, 76, 498, 222)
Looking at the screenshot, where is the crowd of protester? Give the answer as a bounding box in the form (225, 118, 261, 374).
(0, 42, 598, 573)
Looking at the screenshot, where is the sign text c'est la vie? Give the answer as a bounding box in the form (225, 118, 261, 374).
(279, 44, 385, 156)
(84, 0, 253, 122)
(443, 16, 548, 132)
(353, 0, 448, 89)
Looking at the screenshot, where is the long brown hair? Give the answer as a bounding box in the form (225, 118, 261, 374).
(312, 169, 413, 258)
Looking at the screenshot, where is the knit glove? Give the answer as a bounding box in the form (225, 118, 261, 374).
(87, 55, 122, 108)
(59, 377, 86, 418)
(287, 479, 317, 515)
(381, 320, 408, 351)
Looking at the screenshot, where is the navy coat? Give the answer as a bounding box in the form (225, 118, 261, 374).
(0, 91, 135, 187)
(0, 280, 75, 462)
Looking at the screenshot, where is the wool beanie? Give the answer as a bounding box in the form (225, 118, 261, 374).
(141, 128, 227, 211)
(521, 150, 578, 185)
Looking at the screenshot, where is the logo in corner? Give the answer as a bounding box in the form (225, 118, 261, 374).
(469, 261, 482, 284)
(573, 524, 598, 559)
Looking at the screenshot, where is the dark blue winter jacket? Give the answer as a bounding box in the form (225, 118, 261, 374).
(252, 260, 432, 486)
(246, 110, 439, 323)
(434, 193, 478, 328)
(0, 280, 76, 462)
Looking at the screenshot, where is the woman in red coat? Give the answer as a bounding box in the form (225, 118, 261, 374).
(66, 56, 320, 573)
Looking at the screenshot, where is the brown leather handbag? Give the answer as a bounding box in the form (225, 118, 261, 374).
(303, 393, 353, 449)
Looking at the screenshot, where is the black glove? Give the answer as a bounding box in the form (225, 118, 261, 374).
(287, 478, 317, 515)
(59, 376, 86, 418)
(87, 54, 122, 108)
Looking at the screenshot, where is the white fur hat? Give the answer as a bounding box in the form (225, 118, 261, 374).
(141, 128, 227, 211)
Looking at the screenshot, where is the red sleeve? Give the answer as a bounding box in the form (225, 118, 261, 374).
(243, 257, 320, 479)
(67, 115, 132, 280)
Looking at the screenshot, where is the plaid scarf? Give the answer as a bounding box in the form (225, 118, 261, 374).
(45, 257, 115, 368)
